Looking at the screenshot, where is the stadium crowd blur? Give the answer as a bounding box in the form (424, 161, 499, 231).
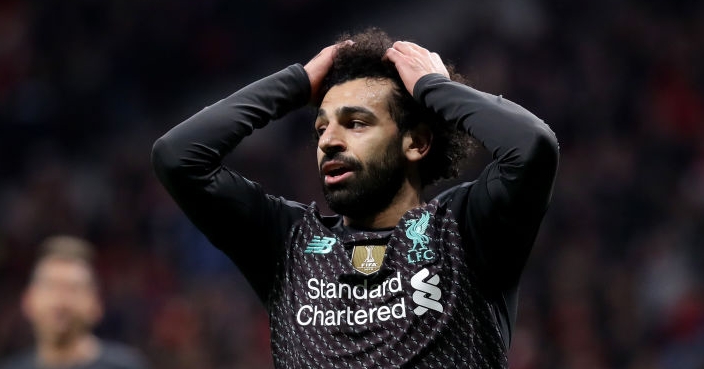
(1, 0, 702, 368)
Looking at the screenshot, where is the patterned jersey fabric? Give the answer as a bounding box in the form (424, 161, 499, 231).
(269, 200, 507, 368)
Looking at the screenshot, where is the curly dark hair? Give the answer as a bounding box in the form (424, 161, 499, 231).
(319, 27, 475, 188)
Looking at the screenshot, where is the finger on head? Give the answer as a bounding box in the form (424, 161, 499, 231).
(393, 41, 427, 56)
(395, 40, 422, 49)
(392, 40, 407, 50)
(383, 47, 401, 62)
(336, 39, 354, 48)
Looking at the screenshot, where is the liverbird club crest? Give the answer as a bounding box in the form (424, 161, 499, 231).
(351, 245, 387, 275)
(405, 211, 436, 264)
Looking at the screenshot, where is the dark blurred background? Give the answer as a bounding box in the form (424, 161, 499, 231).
(1, 0, 703, 368)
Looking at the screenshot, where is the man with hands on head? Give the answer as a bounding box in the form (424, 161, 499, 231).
(152, 28, 559, 368)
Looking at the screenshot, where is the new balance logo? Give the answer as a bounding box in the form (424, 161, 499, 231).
(410, 268, 443, 315)
(304, 236, 336, 254)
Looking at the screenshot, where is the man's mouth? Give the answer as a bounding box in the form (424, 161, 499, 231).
(321, 160, 355, 186)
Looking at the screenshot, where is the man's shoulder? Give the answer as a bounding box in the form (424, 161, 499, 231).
(96, 340, 148, 369)
(0, 349, 36, 369)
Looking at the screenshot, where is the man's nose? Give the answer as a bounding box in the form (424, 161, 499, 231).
(318, 123, 346, 155)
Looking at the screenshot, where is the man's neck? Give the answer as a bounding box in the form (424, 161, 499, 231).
(343, 180, 423, 229)
(38, 334, 100, 368)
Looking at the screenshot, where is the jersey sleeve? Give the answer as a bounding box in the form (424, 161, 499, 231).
(414, 74, 559, 289)
(151, 64, 312, 301)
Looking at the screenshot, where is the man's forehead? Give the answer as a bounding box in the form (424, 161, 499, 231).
(32, 256, 95, 283)
(319, 78, 394, 115)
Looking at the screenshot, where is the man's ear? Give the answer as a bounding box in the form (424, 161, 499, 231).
(403, 124, 432, 162)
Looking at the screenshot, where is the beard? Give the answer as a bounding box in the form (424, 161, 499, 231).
(320, 137, 406, 219)
(38, 313, 90, 347)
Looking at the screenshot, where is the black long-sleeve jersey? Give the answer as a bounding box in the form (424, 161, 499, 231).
(152, 64, 559, 368)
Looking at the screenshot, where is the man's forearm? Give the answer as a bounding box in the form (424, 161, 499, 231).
(151, 64, 311, 183)
(149, 65, 312, 299)
(414, 73, 559, 213)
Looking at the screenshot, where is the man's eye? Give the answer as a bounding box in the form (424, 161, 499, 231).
(316, 127, 326, 136)
(351, 120, 366, 129)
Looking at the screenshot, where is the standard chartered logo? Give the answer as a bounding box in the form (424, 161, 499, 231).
(296, 273, 406, 327)
(294, 269, 445, 327)
(410, 268, 444, 315)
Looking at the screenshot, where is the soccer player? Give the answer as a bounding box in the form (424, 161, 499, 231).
(152, 28, 559, 368)
(0, 236, 148, 369)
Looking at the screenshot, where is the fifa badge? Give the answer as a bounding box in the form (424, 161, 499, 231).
(351, 245, 387, 275)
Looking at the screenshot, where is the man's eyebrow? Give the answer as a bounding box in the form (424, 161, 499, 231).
(336, 106, 377, 120)
(317, 106, 377, 122)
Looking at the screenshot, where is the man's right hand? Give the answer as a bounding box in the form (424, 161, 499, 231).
(304, 40, 353, 103)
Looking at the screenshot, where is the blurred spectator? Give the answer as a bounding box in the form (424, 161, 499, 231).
(0, 236, 149, 369)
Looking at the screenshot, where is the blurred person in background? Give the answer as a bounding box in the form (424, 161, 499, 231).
(0, 235, 149, 369)
(152, 28, 559, 368)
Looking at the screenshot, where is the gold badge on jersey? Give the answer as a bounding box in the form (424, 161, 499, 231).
(351, 245, 387, 275)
